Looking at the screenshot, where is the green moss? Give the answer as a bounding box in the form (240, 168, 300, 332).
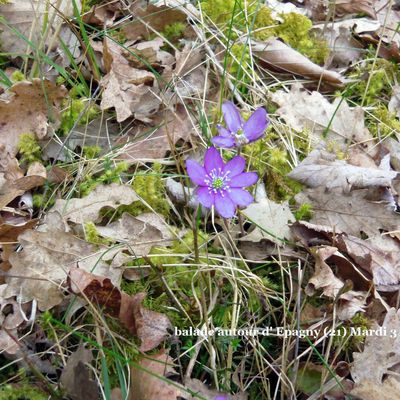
(0, 384, 47, 400)
(60, 97, 98, 136)
(162, 22, 187, 42)
(368, 104, 400, 138)
(79, 161, 129, 196)
(109, 164, 170, 218)
(244, 130, 309, 201)
(83, 145, 102, 159)
(227, 43, 252, 93)
(294, 203, 313, 221)
(346, 59, 400, 106)
(11, 70, 25, 82)
(17, 133, 42, 165)
(201, 0, 328, 64)
(333, 313, 371, 351)
(84, 221, 113, 245)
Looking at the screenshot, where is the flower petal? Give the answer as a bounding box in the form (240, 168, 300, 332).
(223, 155, 245, 177)
(222, 101, 243, 133)
(211, 135, 236, 149)
(216, 125, 231, 137)
(204, 146, 224, 173)
(197, 187, 214, 208)
(228, 188, 253, 207)
(230, 172, 258, 187)
(243, 107, 268, 142)
(186, 159, 206, 185)
(215, 192, 236, 218)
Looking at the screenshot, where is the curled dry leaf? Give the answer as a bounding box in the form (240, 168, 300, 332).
(3, 213, 121, 310)
(305, 246, 367, 320)
(295, 187, 400, 238)
(311, 19, 377, 68)
(288, 148, 397, 191)
(351, 308, 400, 399)
(250, 38, 344, 87)
(0, 79, 67, 156)
(271, 84, 372, 146)
(96, 212, 174, 257)
(51, 183, 139, 224)
(82, 1, 122, 27)
(68, 268, 171, 351)
(123, 3, 187, 41)
(119, 105, 196, 161)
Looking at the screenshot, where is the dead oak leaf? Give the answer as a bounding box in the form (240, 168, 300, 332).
(295, 187, 400, 238)
(4, 214, 121, 310)
(100, 37, 161, 123)
(0, 79, 67, 156)
(288, 148, 397, 191)
(241, 185, 295, 246)
(96, 212, 174, 257)
(130, 350, 246, 400)
(123, 3, 187, 41)
(68, 268, 171, 351)
(271, 84, 372, 147)
(119, 105, 195, 161)
(351, 308, 400, 391)
(51, 183, 139, 224)
(305, 246, 367, 320)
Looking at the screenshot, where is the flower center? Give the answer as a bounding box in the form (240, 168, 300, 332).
(204, 168, 231, 194)
(212, 177, 224, 189)
(234, 129, 249, 146)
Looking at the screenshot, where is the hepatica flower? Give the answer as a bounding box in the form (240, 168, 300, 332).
(212, 101, 269, 148)
(186, 147, 258, 218)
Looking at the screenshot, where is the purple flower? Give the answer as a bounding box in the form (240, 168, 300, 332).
(212, 101, 269, 148)
(186, 147, 258, 218)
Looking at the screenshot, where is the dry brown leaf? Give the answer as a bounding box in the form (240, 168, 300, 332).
(162, 44, 209, 104)
(271, 84, 372, 147)
(351, 377, 400, 400)
(68, 268, 171, 351)
(60, 345, 99, 400)
(295, 187, 400, 238)
(241, 185, 295, 246)
(51, 183, 139, 224)
(0, 79, 67, 156)
(130, 350, 246, 400)
(96, 212, 174, 256)
(335, 234, 400, 290)
(288, 148, 397, 191)
(0, 217, 38, 244)
(311, 19, 374, 68)
(123, 3, 187, 41)
(305, 0, 376, 21)
(82, 1, 122, 27)
(351, 308, 400, 396)
(119, 105, 195, 161)
(125, 37, 175, 70)
(99, 37, 161, 123)
(250, 38, 344, 86)
(3, 213, 121, 310)
(305, 246, 367, 320)
(0, 1, 77, 56)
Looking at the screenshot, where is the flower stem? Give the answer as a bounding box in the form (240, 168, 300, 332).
(236, 147, 246, 236)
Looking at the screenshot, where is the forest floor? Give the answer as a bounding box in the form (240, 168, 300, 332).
(0, 0, 400, 399)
